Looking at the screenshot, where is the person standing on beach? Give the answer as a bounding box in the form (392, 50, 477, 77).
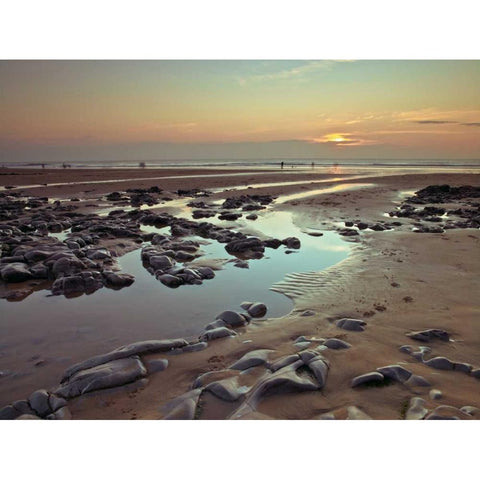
(281, 161, 284, 169)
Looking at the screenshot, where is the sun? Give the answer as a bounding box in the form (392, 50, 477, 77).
(324, 133, 347, 143)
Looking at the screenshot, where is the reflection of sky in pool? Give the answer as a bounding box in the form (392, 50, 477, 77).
(0, 204, 350, 405)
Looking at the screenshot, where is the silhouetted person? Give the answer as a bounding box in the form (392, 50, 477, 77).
(281, 161, 284, 169)
(311, 162, 315, 169)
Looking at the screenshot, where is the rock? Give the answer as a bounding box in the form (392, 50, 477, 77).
(404, 375, 431, 387)
(51, 256, 85, 278)
(146, 358, 169, 373)
(324, 338, 351, 350)
(205, 377, 250, 402)
(351, 372, 385, 388)
(215, 310, 248, 328)
(162, 389, 202, 420)
(346, 406, 372, 420)
(0, 262, 32, 282)
(157, 274, 183, 288)
(300, 310, 316, 317)
(425, 405, 467, 420)
(225, 237, 265, 256)
(28, 389, 52, 417)
(51, 272, 104, 296)
(423, 357, 455, 370)
(429, 389, 443, 400)
(282, 237, 301, 249)
(150, 255, 175, 271)
(62, 338, 187, 381)
(234, 260, 249, 268)
(0, 405, 19, 420)
(406, 329, 450, 342)
(246, 214, 258, 220)
(196, 267, 215, 279)
(56, 356, 147, 398)
(460, 406, 480, 417)
(454, 362, 473, 374)
(229, 349, 274, 370)
(306, 357, 329, 388)
(247, 302, 267, 318)
(48, 395, 67, 412)
(471, 369, 480, 379)
(16, 414, 42, 420)
(51, 406, 72, 420)
(376, 365, 412, 383)
(406, 397, 428, 420)
(204, 319, 227, 331)
(181, 342, 208, 353)
(270, 354, 301, 372)
(200, 327, 237, 342)
(294, 341, 311, 350)
(335, 318, 367, 332)
(240, 301, 254, 311)
(230, 365, 319, 419)
(103, 272, 135, 288)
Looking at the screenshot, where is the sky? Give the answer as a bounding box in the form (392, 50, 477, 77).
(0, 60, 479, 164)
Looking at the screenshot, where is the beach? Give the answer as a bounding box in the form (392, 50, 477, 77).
(1, 166, 479, 420)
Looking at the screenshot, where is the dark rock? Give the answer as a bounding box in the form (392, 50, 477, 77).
(56, 356, 147, 398)
(1, 262, 32, 282)
(247, 302, 267, 318)
(335, 318, 367, 332)
(200, 327, 237, 341)
(351, 371, 385, 388)
(215, 310, 247, 328)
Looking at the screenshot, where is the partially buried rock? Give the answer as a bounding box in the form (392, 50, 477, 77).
(351, 371, 385, 388)
(376, 365, 412, 383)
(229, 349, 274, 370)
(324, 338, 351, 350)
(0, 262, 32, 283)
(215, 310, 248, 328)
(335, 318, 367, 332)
(55, 356, 147, 398)
(247, 302, 267, 318)
(405, 397, 428, 420)
(157, 274, 183, 288)
(200, 327, 237, 342)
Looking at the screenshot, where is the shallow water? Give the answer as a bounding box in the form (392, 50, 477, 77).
(0, 206, 349, 405)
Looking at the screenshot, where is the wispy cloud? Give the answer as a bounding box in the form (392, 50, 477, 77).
(237, 60, 353, 85)
(413, 120, 456, 124)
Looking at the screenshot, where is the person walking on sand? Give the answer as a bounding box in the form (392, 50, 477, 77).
(281, 161, 284, 169)
(311, 162, 315, 169)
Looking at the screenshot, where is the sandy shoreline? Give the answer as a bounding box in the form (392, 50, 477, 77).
(1, 167, 479, 419)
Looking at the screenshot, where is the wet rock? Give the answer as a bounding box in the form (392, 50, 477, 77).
(404, 375, 431, 388)
(269, 354, 301, 372)
(0, 262, 32, 282)
(50, 406, 72, 420)
(103, 271, 135, 288)
(454, 362, 473, 374)
(247, 302, 267, 318)
(356, 222, 369, 230)
(246, 214, 258, 220)
(470, 369, 480, 379)
(200, 327, 237, 342)
(157, 274, 184, 288)
(56, 356, 147, 398)
(339, 228, 359, 237)
(204, 319, 227, 331)
(150, 255, 175, 271)
(376, 365, 412, 383)
(460, 406, 480, 417)
(146, 358, 169, 373)
(162, 389, 202, 420)
(0, 405, 19, 420)
(205, 377, 250, 402)
(282, 237, 301, 249)
(16, 414, 42, 420)
(225, 237, 265, 256)
(28, 389, 52, 417)
(233, 260, 249, 268)
(406, 329, 450, 342)
(346, 406, 372, 420)
(62, 338, 187, 381)
(263, 239, 282, 249)
(215, 310, 248, 328)
(429, 389, 443, 400)
(406, 397, 428, 420)
(240, 301, 254, 311)
(351, 371, 385, 388)
(324, 338, 351, 349)
(51, 271, 104, 296)
(335, 318, 367, 332)
(197, 267, 215, 279)
(229, 349, 274, 370)
(423, 357, 455, 370)
(425, 405, 467, 420)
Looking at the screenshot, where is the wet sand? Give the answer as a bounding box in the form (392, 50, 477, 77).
(1, 167, 479, 419)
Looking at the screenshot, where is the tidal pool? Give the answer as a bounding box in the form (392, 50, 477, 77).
(0, 207, 349, 405)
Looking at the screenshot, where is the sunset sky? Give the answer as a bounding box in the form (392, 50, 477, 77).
(1, 60, 479, 163)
